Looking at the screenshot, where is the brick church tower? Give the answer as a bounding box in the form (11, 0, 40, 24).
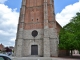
(14, 0, 59, 57)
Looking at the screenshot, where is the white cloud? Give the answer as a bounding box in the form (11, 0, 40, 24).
(0, 4, 19, 27)
(0, 0, 7, 3)
(0, 4, 19, 31)
(5, 42, 14, 47)
(0, 30, 13, 36)
(10, 37, 16, 42)
(56, 1, 80, 27)
(0, 4, 19, 46)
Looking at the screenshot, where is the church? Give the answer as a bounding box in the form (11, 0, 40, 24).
(14, 0, 61, 57)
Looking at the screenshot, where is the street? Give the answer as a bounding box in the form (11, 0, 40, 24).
(12, 57, 80, 60)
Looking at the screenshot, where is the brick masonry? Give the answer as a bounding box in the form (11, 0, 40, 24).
(14, 0, 59, 57)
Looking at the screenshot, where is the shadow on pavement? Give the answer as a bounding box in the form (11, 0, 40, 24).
(59, 54, 80, 59)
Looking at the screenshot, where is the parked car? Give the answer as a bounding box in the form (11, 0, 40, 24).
(0, 54, 11, 60)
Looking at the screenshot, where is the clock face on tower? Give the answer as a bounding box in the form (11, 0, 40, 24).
(32, 30, 38, 37)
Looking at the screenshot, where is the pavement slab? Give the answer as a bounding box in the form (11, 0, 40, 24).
(11, 57, 80, 60)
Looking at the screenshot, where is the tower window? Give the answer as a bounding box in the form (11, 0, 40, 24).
(32, 30, 38, 37)
(37, 19, 38, 20)
(32, 19, 33, 21)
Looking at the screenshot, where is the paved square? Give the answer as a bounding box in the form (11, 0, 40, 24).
(12, 57, 80, 60)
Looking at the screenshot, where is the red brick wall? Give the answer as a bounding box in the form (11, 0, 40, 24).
(56, 22, 62, 34)
(0, 44, 4, 51)
(58, 50, 70, 57)
(23, 0, 43, 30)
(19, 0, 56, 30)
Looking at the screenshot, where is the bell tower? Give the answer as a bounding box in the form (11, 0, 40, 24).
(14, 0, 59, 57)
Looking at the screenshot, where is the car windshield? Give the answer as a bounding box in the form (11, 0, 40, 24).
(0, 56, 11, 60)
(0, 57, 4, 60)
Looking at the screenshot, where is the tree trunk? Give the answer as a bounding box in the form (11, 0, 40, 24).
(71, 50, 73, 56)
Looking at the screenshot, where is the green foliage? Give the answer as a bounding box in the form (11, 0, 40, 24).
(59, 12, 80, 51)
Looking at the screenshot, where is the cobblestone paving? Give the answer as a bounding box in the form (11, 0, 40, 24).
(12, 57, 80, 60)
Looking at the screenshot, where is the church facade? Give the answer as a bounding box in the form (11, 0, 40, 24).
(14, 0, 59, 57)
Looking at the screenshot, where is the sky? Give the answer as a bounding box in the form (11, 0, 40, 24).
(0, 0, 80, 46)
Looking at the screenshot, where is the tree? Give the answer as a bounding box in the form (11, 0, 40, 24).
(59, 12, 80, 56)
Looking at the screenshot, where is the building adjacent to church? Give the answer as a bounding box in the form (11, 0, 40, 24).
(14, 0, 59, 57)
(0, 44, 4, 51)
